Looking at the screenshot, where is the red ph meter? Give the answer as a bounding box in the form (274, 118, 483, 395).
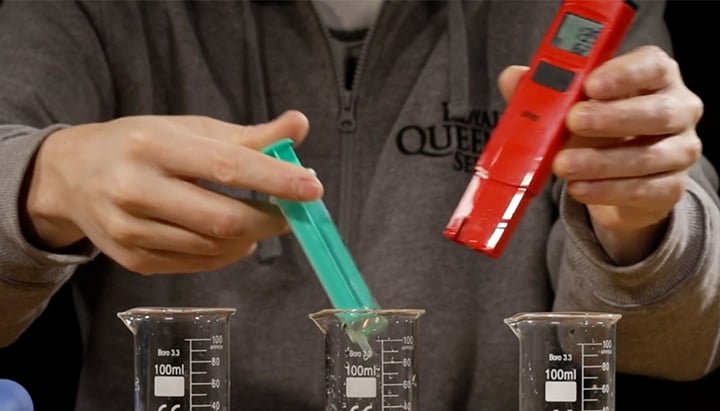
(444, 0, 637, 258)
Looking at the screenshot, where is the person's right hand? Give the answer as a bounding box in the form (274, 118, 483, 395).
(22, 110, 323, 274)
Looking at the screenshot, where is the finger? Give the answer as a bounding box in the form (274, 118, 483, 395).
(565, 170, 687, 210)
(175, 110, 311, 149)
(554, 132, 702, 181)
(76, 208, 260, 274)
(566, 93, 698, 137)
(130, 128, 323, 201)
(124, 243, 258, 275)
(584, 45, 679, 100)
(110, 175, 290, 240)
(106, 215, 226, 256)
(498, 65, 530, 101)
(103, 211, 274, 257)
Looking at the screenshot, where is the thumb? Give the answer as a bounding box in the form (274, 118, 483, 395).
(498, 65, 530, 102)
(238, 110, 311, 150)
(177, 110, 310, 151)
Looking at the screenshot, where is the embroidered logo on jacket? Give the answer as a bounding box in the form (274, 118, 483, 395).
(395, 102, 501, 172)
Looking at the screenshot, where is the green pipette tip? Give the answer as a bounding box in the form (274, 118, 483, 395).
(261, 139, 381, 314)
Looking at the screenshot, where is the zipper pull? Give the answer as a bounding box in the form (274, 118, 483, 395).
(338, 90, 357, 132)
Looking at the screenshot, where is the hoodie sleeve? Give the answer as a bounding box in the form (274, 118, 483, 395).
(0, 1, 112, 346)
(548, 0, 720, 381)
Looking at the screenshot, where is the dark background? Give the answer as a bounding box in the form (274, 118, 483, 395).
(664, 0, 719, 172)
(1, 1, 718, 409)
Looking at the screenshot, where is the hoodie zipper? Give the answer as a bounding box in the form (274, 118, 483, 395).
(337, 88, 357, 241)
(313, 3, 383, 245)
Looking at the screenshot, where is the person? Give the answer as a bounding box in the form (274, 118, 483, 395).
(0, 1, 718, 410)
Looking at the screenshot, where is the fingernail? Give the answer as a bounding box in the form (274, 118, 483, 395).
(554, 152, 575, 176)
(569, 182, 588, 197)
(571, 105, 594, 132)
(294, 175, 323, 200)
(587, 73, 620, 100)
(586, 75, 604, 94)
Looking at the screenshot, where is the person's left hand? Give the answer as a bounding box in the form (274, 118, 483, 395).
(499, 45, 704, 265)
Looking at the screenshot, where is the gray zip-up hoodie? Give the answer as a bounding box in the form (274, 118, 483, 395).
(0, 1, 719, 410)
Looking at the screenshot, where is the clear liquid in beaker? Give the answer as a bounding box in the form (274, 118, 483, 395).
(118, 307, 236, 411)
(505, 312, 621, 411)
(311, 309, 425, 411)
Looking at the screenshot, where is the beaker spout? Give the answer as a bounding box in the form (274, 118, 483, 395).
(309, 309, 383, 355)
(503, 314, 523, 339)
(117, 309, 141, 335)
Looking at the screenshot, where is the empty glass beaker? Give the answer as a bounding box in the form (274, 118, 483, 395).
(505, 312, 621, 411)
(310, 309, 425, 411)
(118, 307, 236, 411)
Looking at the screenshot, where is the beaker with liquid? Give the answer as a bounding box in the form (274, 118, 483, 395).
(118, 307, 236, 411)
(505, 312, 621, 411)
(310, 309, 425, 411)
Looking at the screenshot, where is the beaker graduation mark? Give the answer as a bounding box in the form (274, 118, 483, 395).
(185, 337, 223, 410)
(579, 341, 613, 411)
(380, 337, 415, 411)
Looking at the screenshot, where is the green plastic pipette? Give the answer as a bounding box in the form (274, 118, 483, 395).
(262, 139, 380, 311)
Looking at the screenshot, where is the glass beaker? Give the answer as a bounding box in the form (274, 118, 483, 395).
(505, 312, 621, 411)
(118, 307, 236, 411)
(310, 309, 425, 411)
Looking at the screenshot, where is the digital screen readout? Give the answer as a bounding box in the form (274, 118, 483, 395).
(552, 13, 605, 56)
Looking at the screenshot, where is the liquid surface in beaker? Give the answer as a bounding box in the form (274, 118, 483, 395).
(118, 307, 235, 411)
(505, 312, 621, 411)
(311, 309, 425, 411)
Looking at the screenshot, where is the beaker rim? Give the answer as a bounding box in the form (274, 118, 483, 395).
(504, 311, 621, 325)
(309, 308, 426, 320)
(117, 306, 237, 317)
